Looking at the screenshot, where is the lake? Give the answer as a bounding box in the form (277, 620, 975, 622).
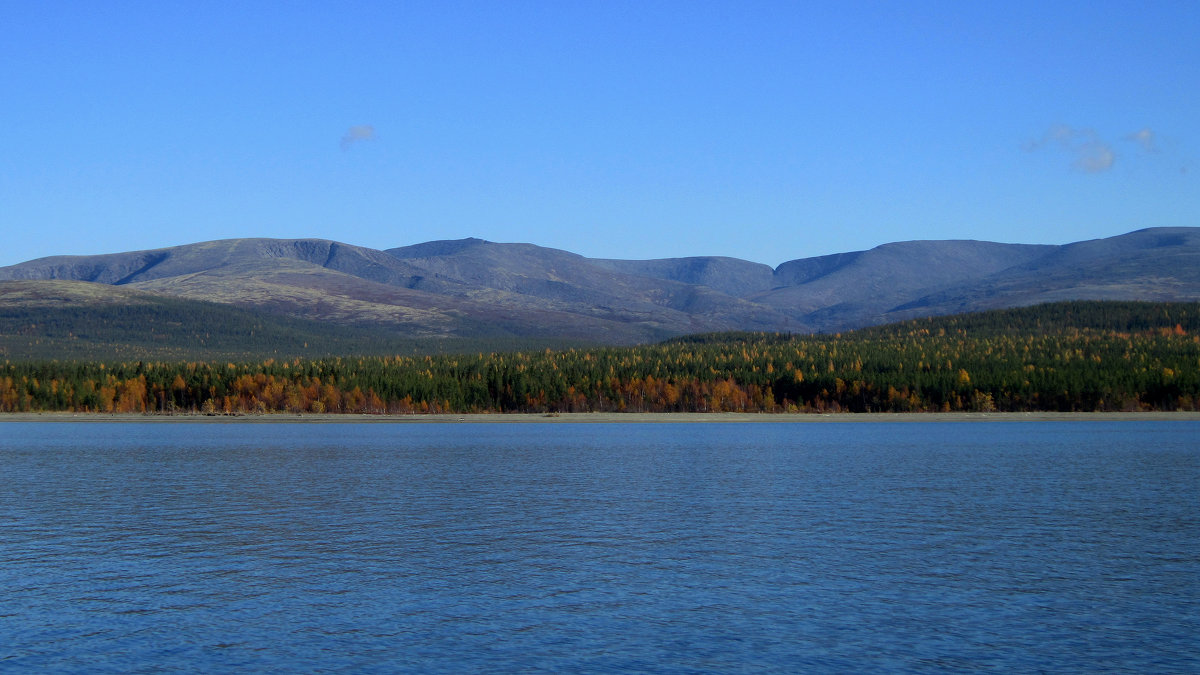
(2, 421, 1197, 672)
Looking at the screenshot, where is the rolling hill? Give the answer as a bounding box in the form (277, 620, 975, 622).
(1, 227, 1198, 359)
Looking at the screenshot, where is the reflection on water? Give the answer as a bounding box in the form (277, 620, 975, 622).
(2, 421, 1198, 672)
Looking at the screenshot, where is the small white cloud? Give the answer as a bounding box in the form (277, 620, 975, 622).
(1047, 123, 1075, 147)
(1026, 125, 1116, 173)
(1125, 127, 1157, 152)
(1074, 141, 1115, 173)
(341, 124, 376, 150)
(1024, 124, 1075, 152)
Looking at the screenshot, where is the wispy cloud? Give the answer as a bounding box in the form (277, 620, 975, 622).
(1074, 140, 1115, 173)
(341, 124, 376, 150)
(1025, 125, 1115, 173)
(1027, 125, 1173, 174)
(1125, 127, 1157, 152)
(1023, 124, 1074, 150)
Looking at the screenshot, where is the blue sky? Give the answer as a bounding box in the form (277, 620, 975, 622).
(2, 1, 1196, 268)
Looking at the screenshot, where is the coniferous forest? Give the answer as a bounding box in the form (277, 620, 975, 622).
(2, 301, 1198, 415)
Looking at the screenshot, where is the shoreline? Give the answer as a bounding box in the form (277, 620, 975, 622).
(2, 411, 1199, 423)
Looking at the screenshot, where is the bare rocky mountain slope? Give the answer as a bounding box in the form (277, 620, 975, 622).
(2, 227, 1198, 344)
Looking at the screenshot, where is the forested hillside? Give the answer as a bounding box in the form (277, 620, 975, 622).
(3, 301, 1198, 415)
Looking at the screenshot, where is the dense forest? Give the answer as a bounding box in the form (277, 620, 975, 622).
(2, 301, 1199, 414)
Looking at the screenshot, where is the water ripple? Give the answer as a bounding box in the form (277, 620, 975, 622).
(2, 421, 1198, 672)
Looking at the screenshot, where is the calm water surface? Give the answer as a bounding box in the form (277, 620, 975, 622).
(2, 421, 1197, 672)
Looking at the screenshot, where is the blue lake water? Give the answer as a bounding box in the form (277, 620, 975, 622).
(1, 421, 1198, 673)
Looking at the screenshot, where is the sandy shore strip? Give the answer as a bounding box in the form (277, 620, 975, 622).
(2, 411, 1199, 423)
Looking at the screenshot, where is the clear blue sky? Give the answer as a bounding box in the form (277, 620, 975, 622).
(2, 1, 1197, 268)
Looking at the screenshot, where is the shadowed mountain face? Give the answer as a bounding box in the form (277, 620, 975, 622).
(2, 228, 1198, 345)
(588, 256, 777, 298)
(885, 228, 1200, 319)
(755, 240, 1058, 331)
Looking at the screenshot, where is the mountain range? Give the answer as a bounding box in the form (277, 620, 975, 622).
(2, 227, 1198, 352)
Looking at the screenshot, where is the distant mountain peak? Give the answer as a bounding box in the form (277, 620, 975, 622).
(387, 237, 492, 259)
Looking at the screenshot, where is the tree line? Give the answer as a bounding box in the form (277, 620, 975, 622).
(3, 301, 1199, 414)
